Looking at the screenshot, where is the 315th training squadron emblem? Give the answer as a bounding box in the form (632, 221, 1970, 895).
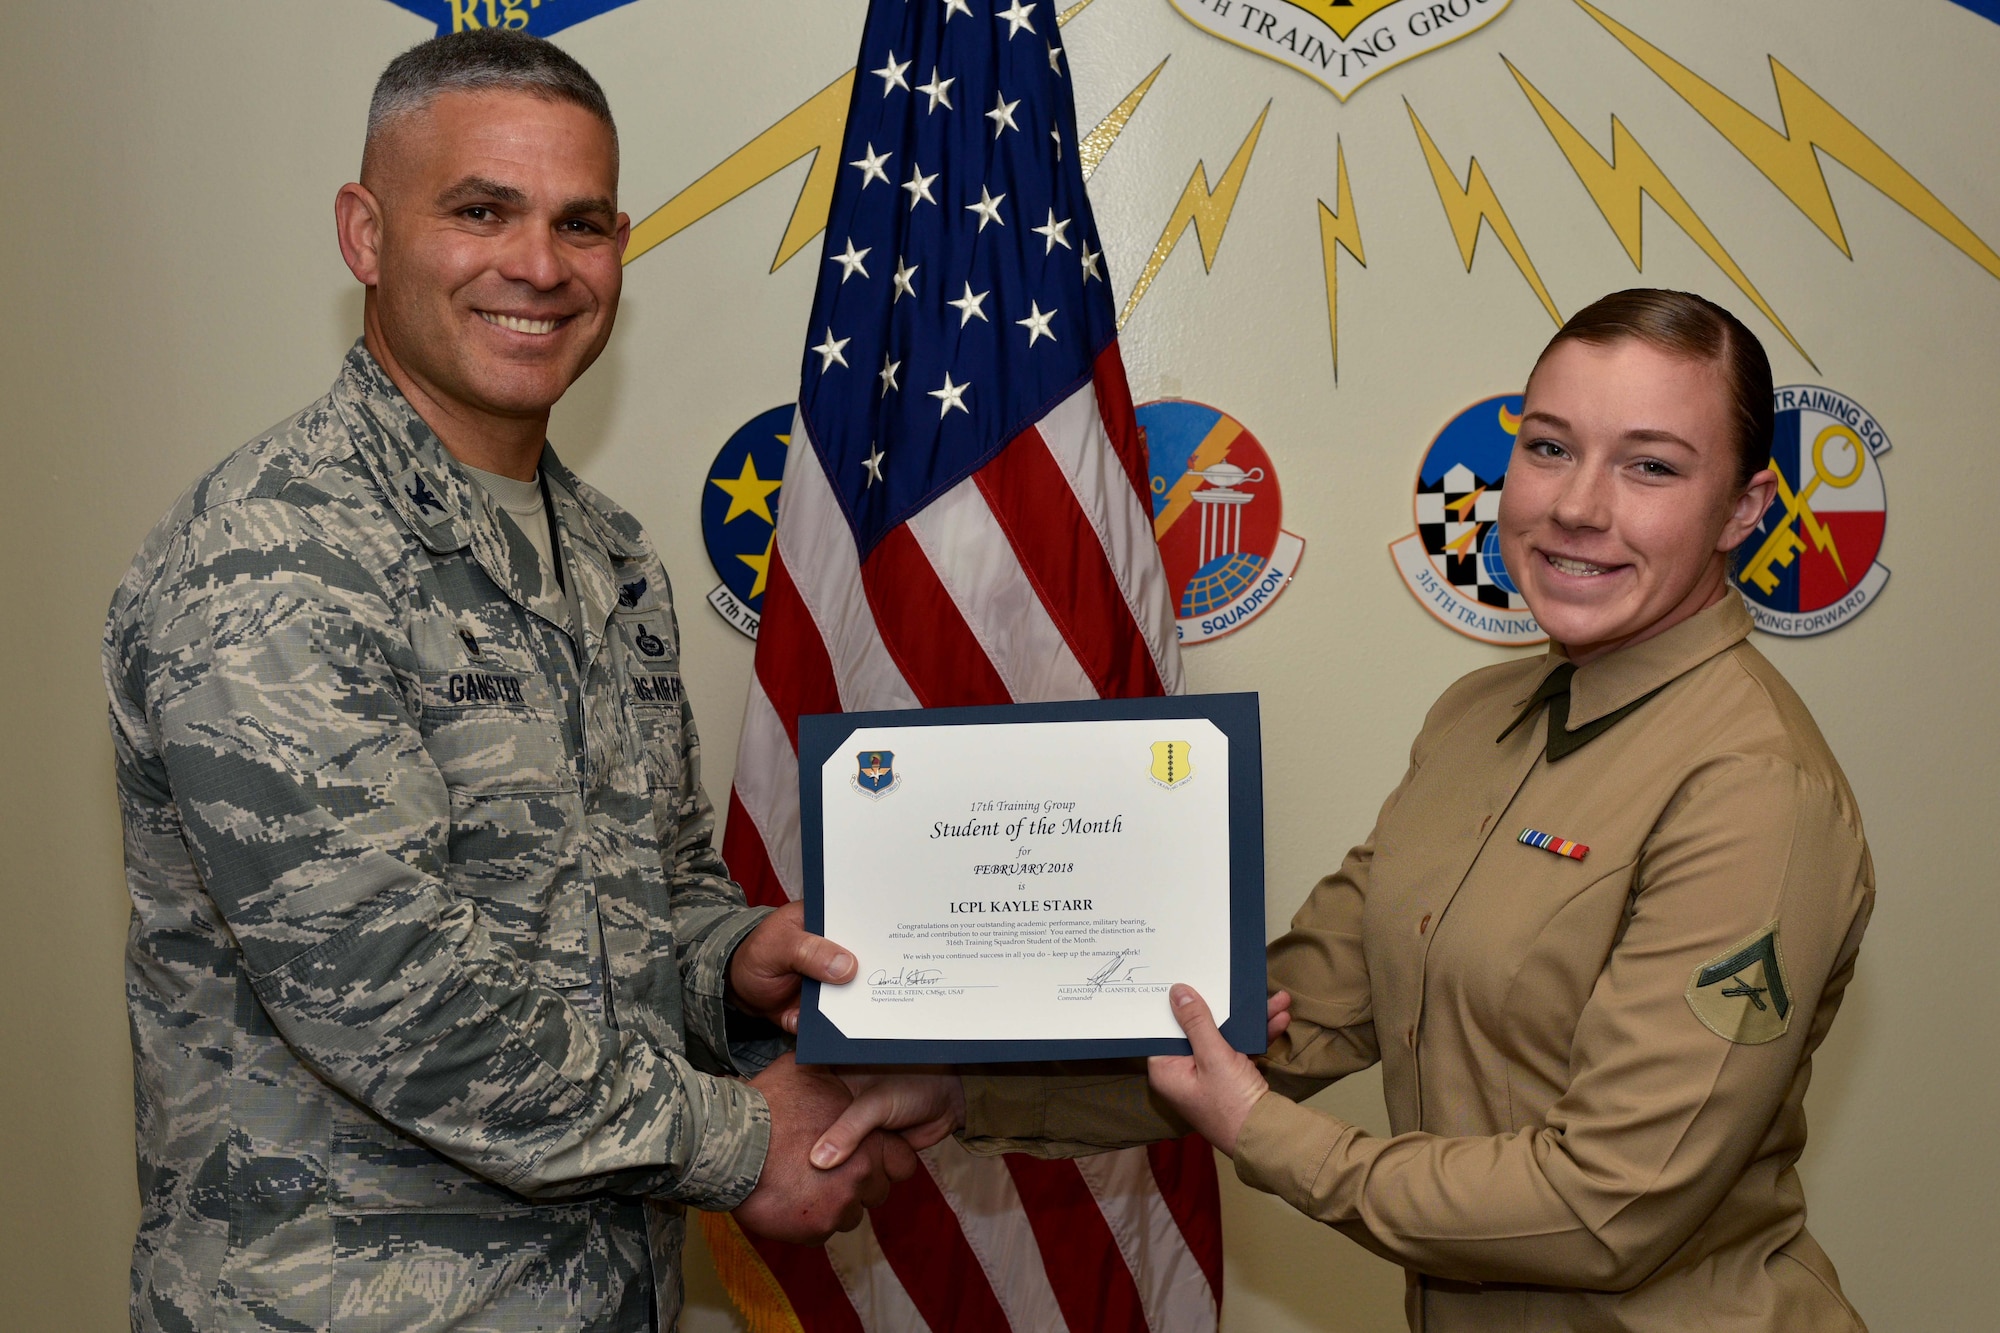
(1732, 386, 1891, 637)
(1148, 741, 1195, 790)
(1389, 395, 1546, 646)
(851, 750, 900, 800)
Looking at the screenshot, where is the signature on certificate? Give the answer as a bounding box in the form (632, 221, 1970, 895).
(868, 966, 947, 987)
(1083, 951, 1149, 989)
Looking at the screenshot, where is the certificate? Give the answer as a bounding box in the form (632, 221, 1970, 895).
(796, 694, 1265, 1064)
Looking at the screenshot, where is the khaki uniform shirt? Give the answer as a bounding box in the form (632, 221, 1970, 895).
(964, 594, 1873, 1332)
(104, 345, 777, 1332)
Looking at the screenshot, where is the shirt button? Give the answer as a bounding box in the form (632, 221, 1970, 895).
(1418, 913, 1432, 935)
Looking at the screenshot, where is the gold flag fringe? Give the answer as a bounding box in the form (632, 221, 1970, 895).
(698, 1210, 808, 1333)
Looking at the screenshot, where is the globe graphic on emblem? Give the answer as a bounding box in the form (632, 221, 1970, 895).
(1479, 525, 1518, 595)
(1180, 552, 1266, 617)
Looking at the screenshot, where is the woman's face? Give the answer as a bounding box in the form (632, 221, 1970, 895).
(1498, 337, 1777, 664)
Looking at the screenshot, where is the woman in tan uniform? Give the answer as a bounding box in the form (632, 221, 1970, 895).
(815, 289, 1875, 1332)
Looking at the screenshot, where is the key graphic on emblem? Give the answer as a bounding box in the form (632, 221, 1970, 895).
(1738, 425, 1864, 595)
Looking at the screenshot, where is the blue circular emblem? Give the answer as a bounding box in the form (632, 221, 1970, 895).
(700, 405, 794, 639)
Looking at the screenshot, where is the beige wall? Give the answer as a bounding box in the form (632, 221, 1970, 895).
(4, 1, 1995, 1328)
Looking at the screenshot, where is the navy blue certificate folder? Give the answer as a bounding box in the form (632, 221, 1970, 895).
(795, 693, 1266, 1065)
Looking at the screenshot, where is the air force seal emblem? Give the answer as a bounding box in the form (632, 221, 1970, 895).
(852, 750, 900, 799)
(1148, 741, 1195, 790)
(1686, 924, 1792, 1045)
(1733, 386, 1891, 637)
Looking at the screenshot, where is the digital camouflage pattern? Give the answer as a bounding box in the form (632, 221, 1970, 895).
(103, 344, 782, 1331)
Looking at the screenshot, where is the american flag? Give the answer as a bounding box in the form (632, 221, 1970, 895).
(707, 0, 1223, 1329)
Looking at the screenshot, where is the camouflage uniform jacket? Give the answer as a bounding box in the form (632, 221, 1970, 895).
(104, 344, 779, 1332)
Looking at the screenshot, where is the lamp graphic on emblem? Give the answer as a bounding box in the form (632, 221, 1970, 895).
(1187, 462, 1265, 572)
(1140, 400, 1305, 645)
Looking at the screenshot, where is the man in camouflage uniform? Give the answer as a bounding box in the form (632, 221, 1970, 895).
(103, 30, 908, 1331)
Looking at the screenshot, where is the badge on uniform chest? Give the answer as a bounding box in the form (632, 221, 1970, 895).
(1517, 827, 1589, 860)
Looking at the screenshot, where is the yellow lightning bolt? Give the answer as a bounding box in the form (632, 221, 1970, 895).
(624, 70, 852, 272)
(1317, 137, 1367, 382)
(1119, 102, 1272, 330)
(1406, 101, 1561, 327)
(1576, 0, 2000, 281)
(1081, 58, 1169, 181)
(624, 1, 1122, 272)
(1507, 59, 1815, 370)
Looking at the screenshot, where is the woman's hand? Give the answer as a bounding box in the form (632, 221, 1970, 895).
(809, 1071, 966, 1169)
(1146, 985, 1276, 1157)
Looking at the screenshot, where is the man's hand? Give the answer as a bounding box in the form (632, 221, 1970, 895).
(1144, 985, 1274, 1157)
(804, 993, 1290, 1170)
(809, 1071, 967, 1170)
(734, 1054, 918, 1245)
(729, 900, 856, 1034)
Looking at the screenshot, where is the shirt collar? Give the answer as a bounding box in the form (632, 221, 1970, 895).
(1515, 591, 1754, 728)
(329, 342, 639, 654)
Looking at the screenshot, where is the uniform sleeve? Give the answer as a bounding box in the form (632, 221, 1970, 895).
(960, 735, 1427, 1155)
(1233, 753, 1872, 1290)
(133, 500, 768, 1210)
(1258, 756, 1414, 1100)
(652, 599, 782, 1078)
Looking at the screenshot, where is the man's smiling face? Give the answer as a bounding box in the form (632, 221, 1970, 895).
(357, 89, 628, 429)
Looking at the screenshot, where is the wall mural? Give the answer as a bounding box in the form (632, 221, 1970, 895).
(390, 0, 1992, 644)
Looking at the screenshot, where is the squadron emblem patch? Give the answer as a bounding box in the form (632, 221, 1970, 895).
(701, 405, 793, 640)
(1686, 924, 1793, 1045)
(1148, 740, 1195, 790)
(1733, 386, 1891, 637)
(851, 750, 900, 800)
(1139, 399, 1305, 646)
(1390, 396, 1545, 646)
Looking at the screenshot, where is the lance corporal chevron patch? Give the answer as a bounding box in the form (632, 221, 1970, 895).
(1687, 923, 1793, 1044)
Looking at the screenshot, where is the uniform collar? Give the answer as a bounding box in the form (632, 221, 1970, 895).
(330, 342, 639, 659)
(1516, 590, 1754, 728)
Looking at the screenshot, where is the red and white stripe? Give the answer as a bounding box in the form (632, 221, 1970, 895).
(721, 347, 1223, 1332)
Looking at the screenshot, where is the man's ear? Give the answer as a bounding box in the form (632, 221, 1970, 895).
(335, 182, 385, 288)
(1719, 467, 1780, 553)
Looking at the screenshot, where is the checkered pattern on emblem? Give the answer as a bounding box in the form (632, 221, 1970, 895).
(1418, 464, 1519, 604)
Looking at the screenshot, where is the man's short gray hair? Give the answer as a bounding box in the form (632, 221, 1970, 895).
(366, 28, 615, 159)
